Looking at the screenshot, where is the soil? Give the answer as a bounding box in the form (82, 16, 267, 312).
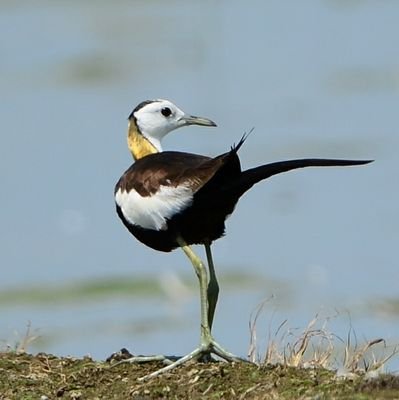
(1, 352, 399, 399)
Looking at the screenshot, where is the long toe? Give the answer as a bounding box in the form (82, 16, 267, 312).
(138, 341, 250, 381)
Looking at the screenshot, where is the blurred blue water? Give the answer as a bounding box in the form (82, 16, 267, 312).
(1, 1, 398, 369)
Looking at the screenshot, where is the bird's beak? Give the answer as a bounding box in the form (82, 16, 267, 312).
(180, 114, 217, 127)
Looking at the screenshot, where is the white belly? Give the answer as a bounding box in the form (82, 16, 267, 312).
(115, 184, 194, 231)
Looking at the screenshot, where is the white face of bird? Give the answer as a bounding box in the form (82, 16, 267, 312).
(131, 99, 217, 147)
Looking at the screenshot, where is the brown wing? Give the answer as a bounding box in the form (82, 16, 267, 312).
(115, 151, 234, 197)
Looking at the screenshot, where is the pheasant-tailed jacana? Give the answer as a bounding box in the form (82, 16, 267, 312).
(114, 99, 372, 380)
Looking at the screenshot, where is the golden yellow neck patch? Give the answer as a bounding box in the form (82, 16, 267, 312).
(127, 120, 158, 160)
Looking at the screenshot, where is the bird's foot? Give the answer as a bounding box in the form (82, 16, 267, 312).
(130, 338, 248, 381)
(109, 353, 180, 367)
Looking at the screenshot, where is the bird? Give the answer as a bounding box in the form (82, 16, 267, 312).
(114, 99, 372, 380)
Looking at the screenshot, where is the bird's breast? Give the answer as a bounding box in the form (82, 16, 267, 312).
(114, 184, 194, 231)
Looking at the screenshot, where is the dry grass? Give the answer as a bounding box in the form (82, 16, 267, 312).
(0, 321, 40, 354)
(341, 330, 399, 375)
(248, 300, 399, 376)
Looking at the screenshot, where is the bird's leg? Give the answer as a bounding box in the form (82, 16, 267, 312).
(113, 238, 248, 381)
(178, 239, 212, 347)
(177, 240, 245, 365)
(205, 241, 219, 331)
(130, 238, 247, 381)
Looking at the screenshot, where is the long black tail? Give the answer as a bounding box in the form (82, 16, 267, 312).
(234, 158, 373, 196)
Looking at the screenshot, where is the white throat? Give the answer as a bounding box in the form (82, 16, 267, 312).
(144, 135, 163, 152)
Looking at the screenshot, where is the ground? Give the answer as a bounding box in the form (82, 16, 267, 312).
(1, 352, 399, 399)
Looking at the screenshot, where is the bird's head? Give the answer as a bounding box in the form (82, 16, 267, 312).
(128, 99, 217, 153)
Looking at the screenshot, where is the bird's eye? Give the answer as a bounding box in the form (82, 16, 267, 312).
(161, 107, 172, 117)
